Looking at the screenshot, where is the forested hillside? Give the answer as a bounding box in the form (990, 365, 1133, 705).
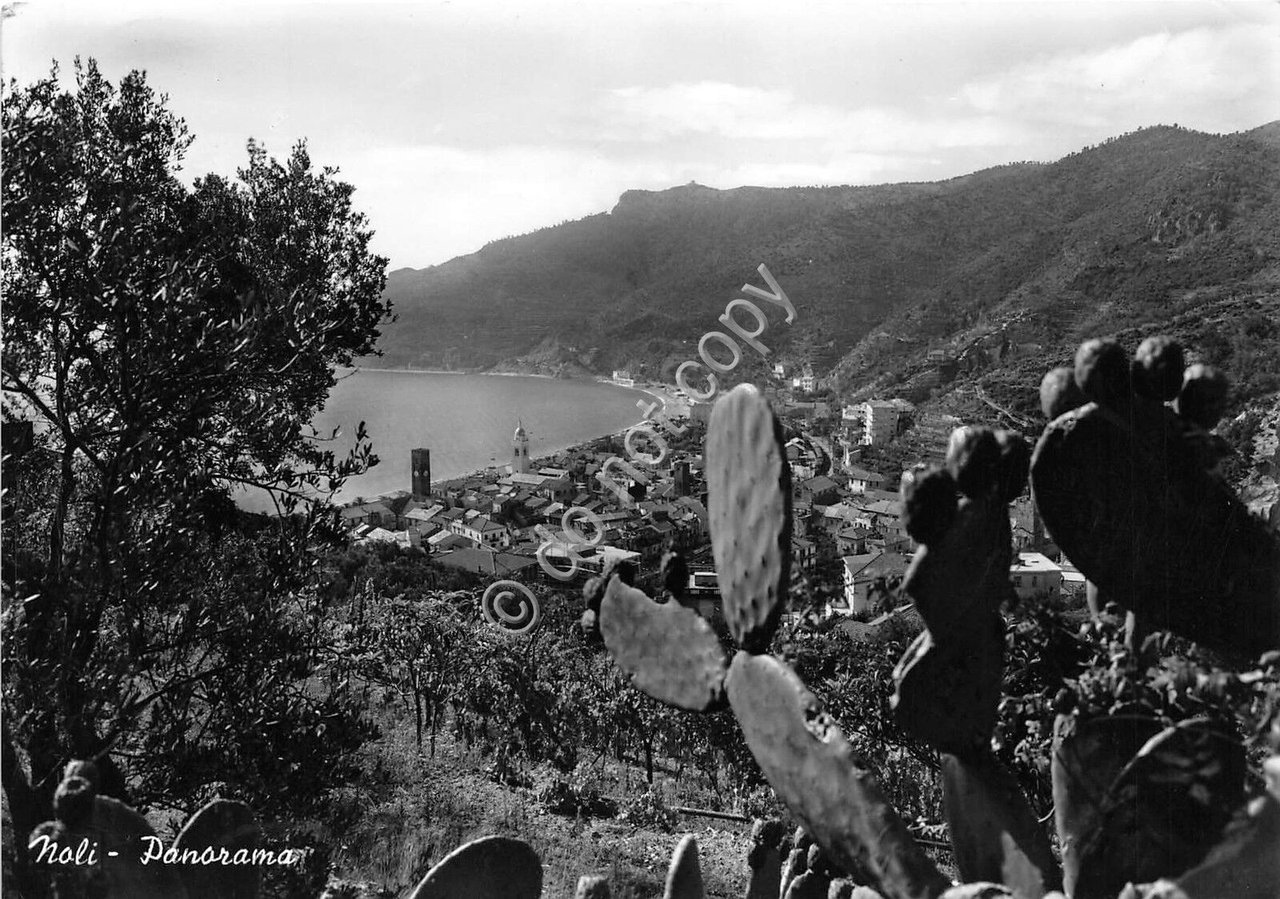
(375, 123, 1280, 408)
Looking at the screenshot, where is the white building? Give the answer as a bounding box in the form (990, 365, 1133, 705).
(512, 421, 532, 474)
(859, 401, 902, 446)
(1010, 552, 1063, 601)
(792, 366, 817, 392)
(452, 515, 511, 549)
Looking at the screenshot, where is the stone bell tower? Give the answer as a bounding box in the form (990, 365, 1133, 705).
(512, 421, 531, 474)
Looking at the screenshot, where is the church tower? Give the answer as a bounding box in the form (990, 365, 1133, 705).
(512, 421, 531, 474)
(411, 448, 432, 500)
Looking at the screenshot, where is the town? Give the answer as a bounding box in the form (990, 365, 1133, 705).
(337, 369, 1079, 638)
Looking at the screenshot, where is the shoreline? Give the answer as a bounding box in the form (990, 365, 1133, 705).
(348, 366, 558, 380)
(237, 373, 682, 514)
(421, 386, 675, 492)
(351, 374, 682, 499)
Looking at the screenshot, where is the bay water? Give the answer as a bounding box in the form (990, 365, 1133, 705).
(235, 369, 652, 512)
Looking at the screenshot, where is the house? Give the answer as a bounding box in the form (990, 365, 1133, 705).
(1009, 495, 1050, 552)
(340, 501, 393, 530)
(682, 568, 722, 619)
(403, 506, 444, 539)
(539, 543, 641, 577)
(1010, 552, 1063, 601)
(504, 472, 550, 490)
(839, 604, 922, 643)
(797, 475, 840, 506)
(841, 550, 910, 617)
(821, 500, 865, 535)
(433, 547, 541, 579)
(397, 501, 443, 530)
(858, 401, 902, 446)
(874, 533, 914, 555)
(792, 366, 816, 392)
(522, 495, 551, 517)
(453, 515, 511, 549)
(1057, 556, 1087, 595)
(427, 531, 468, 553)
(836, 525, 872, 556)
(845, 466, 890, 495)
(792, 535, 816, 572)
(491, 494, 519, 519)
(355, 527, 412, 549)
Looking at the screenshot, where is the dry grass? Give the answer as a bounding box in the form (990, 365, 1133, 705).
(326, 707, 754, 898)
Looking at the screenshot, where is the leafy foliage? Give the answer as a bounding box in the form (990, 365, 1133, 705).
(1, 58, 391, 893)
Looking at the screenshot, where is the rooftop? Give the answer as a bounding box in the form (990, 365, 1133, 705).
(1012, 552, 1062, 573)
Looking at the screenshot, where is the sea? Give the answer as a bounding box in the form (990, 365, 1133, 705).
(233, 369, 653, 512)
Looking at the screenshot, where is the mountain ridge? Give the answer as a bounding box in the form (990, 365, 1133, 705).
(371, 122, 1280, 422)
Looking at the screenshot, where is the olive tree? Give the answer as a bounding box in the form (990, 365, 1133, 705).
(1, 58, 392, 891)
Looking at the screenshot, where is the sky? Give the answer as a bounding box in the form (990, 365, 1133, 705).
(3, 0, 1278, 271)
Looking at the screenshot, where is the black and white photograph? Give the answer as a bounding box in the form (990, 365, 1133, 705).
(2, 1, 1279, 896)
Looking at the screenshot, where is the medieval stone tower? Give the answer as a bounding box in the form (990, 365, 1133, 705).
(411, 447, 431, 500)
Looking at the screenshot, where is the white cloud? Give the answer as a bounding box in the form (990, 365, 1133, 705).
(336, 144, 683, 268)
(959, 23, 1280, 133)
(595, 81, 1031, 158)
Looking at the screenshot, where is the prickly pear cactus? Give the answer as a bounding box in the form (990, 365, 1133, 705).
(600, 577, 728, 711)
(1031, 336, 1280, 897)
(890, 424, 1060, 892)
(31, 761, 189, 899)
(1169, 767, 1280, 899)
(575, 873, 612, 898)
(707, 383, 793, 652)
(939, 751, 1058, 895)
(726, 651, 948, 898)
(744, 819, 787, 899)
(598, 384, 951, 899)
(407, 834, 542, 899)
(1051, 712, 1246, 899)
(596, 359, 1278, 899)
(662, 833, 706, 899)
(27, 761, 275, 899)
(1031, 336, 1280, 656)
(174, 798, 262, 899)
(891, 428, 1026, 756)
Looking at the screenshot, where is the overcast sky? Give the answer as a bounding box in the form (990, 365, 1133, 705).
(4, 0, 1278, 270)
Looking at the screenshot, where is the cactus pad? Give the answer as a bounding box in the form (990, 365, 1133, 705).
(726, 651, 950, 899)
(745, 819, 786, 899)
(707, 384, 792, 652)
(82, 795, 188, 898)
(599, 576, 728, 711)
(1052, 713, 1245, 899)
(939, 752, 1060, 893)
(662, 834, 705, 899)
(892, 619, 1004, 758)
(901, 428, 1022, 639)
(937, 886, 1015, 899)
(173, 799, 262, 899)
(1173, 789, 1280, 899)
(575, 874, 611, 898)
(407, 835, 541, 899)
(1031, 338, 1280, 657)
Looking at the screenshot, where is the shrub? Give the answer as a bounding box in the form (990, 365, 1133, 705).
(617, 787, 679, 833)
